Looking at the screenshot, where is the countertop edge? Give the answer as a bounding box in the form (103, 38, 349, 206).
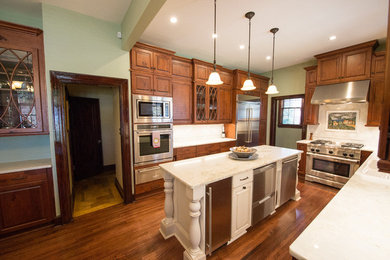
(173, 138, 237, 149)
(0, 158, 52, 174)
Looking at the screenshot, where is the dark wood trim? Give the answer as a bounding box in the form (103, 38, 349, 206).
(314, 40, 378, 58)
(270, 94, 305, 146)
(134, 42, 176, 55)
(115, 178, 124, 199)
(50, 71, 133, 224)
(277, 95, 305, 128)
(0, 20, 43, 36)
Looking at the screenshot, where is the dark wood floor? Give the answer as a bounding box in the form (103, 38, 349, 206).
(0, 180, 337, 260)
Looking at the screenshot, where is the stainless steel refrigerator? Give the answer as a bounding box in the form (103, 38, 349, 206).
(236, 94, 261, 147)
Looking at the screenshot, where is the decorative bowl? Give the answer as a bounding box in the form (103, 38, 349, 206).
(230, 147, 257, 158)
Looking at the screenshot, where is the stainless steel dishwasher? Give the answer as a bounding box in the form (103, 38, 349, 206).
(280, 156, 298, 206)
(252, 163, 276, 226)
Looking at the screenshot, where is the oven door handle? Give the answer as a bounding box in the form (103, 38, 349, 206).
(307, 152, 359, 163)
(135, 130, 173, 134)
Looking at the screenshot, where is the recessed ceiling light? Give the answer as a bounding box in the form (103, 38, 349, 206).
(266, 56, 271, 60)
(212, 33, 218, 38)
(170, 17, 177, 23)
(239, 45, 245, 49)
(329, 35, 337, 41)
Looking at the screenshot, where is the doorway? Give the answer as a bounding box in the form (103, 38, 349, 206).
(270, 94, 305, 148)
(51, 71, 132, 224)
(66, 86, 124, 217)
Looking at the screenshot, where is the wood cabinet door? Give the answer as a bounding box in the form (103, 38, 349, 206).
(0, 179, 54, 234)
(297, 143, 307, 176)
(219, 70, 233, 86)
(259, 120, 267, 145)
(153, 75, 172, 97)
(367, 77, 385, 126)
(131, 47, 153, 72)
(231, 183, 252, 239)
(371, 52, 386, 77)
(304, 87, 319, 125)
(218, 86, 233, 123)
(172, 59, 192, 78)
(306, 68, 317, 85)
(195, 64, 212, 81)
(341, 48, 372, 82)
(172, 79, 192, 124)
(153, 52, 172, 76)
(131, 71, 154, 95)
(317, 55, 342, 85)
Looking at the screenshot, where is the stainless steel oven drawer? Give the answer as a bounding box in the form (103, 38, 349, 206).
(135, 166, 163, 184)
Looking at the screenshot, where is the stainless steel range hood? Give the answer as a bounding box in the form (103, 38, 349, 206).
(311, 80, 370, 105)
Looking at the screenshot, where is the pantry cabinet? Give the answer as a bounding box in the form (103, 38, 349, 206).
(0, 21, 48, 136)
(315, 40, 377, 85)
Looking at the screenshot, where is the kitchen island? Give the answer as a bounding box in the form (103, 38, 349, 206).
(159, 145, 302, 260)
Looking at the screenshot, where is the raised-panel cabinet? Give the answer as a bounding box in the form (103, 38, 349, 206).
(0, 167, 55, 235)
(315, 40, 377, 85)
(218, 86, 233, 123)
(0, 21, 48, 136)
(131, 71, 154, 95)
(131, 47, 153, 72)
(231, 182, 252, 239)
(303, 66, 319, 125)
(153, 52, 172, 75)
(172, 57, 193, 78)
(172, 78, 192, 124)
(296, 143, 307, 177)
(153, 75, 172, 97)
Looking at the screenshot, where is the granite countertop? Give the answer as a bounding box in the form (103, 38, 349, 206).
(160, 145, 301, 188)
(173, 137, 236, 148)
(289, 154, 390, 259)
(0, 158, 52, 174)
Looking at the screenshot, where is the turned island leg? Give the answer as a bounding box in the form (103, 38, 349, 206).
(160, 172, 175, 239)
(184, 186, 206, 260)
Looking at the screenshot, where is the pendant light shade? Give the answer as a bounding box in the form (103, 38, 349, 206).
(266, 27, 279, 95)
(207, 0, 223, 85)
(241, 11, 256, 91)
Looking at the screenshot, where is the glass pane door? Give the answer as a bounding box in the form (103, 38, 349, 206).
(196, 84, 206, 121)
(208, 86, 218, 121)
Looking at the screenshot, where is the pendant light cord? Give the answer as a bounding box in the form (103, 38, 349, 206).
(271, 31, 276, 84)
(213, 0, 217, 71)
(247, 17, 251, 79)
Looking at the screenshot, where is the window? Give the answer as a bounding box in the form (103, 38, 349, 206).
(278, 96, 304, 128)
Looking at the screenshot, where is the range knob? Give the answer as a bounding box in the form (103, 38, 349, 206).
(316, 149, 320, 152)
(311, 148, 315, 152)
(329, 151, 334, 154)
(349, 154, 354, 158)
(343, 153, 348, 157)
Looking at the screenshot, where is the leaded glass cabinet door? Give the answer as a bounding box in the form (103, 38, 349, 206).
(195, 83, 207, 122)
(208, 86, 218, 122)
(0, 46, 43, 133)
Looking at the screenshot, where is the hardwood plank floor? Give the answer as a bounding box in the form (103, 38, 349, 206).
(0, 180, 337, 260)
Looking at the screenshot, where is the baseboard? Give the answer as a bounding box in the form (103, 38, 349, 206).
(103, 164, 116, 172)
(115, 178, 124, 199)
(52, 216, 62, 226)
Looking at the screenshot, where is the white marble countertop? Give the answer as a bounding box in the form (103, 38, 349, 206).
(173, 137, 236, 148)
(0, 158, 52, 174)
(160, 145, 301, 188)
(296, 139, 312, 144)
(290, 153, 390, 260)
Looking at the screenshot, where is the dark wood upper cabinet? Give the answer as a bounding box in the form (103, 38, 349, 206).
(367, 51, 386, 127)
(218, 85, 233, 123)
(0, 21, 48, 136)
(131, 47, 153, 71)
(153, 52, 172, 76)
(131, 71, 154, 95)
(315, 40, 377, 85)
(172, 78, 192, 124)
(172, 56, 193, 78)
(0, 168, 55, 235)
(153, 75, 172, 97)
(303, 66, 319, 125)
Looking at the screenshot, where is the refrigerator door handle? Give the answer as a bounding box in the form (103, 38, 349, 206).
(246, 108, 250, 143)
(249, 108, 253, 143)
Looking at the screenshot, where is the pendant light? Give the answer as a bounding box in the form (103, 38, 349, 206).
(241, 11, 256, 91)
(206, 0, 223, 85)
(266, 28, 280, 95)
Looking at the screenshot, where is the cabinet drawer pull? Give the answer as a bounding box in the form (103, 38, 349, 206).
(240, 177, 249, 181)
(11, 176, 27, 181)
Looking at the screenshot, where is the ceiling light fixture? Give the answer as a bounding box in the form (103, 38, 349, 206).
(266, 56, 271, 60)
(240, 44, 245, 49)
(241, 11, 256, 91)
(206, 0, 223, 85)
(329, 35, 337, 41)
(266, 27, 280, 95)
(170, 17, 177, 23)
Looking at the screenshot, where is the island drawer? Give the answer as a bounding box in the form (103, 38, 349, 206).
(233, 170, 253, 188)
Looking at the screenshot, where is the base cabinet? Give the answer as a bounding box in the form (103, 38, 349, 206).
(296, 143, 307, 177)
(0, 168, 55, 235)
(231, 181, 252, 240)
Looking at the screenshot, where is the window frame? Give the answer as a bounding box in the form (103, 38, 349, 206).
(278, 95, 305, 128)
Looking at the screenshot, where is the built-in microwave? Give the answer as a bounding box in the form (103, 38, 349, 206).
(132, 95, 172, 124)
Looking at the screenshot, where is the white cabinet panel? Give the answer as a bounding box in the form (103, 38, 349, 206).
(231, 182, 252, 240)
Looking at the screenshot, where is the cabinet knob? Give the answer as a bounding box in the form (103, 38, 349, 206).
(243, 186, 246, 190)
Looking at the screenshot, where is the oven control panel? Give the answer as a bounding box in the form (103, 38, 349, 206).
(307, 144, 361, 160)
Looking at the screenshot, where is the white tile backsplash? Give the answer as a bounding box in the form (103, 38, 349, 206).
(173, 124, 224, 143)
(307, 103, 379, 151)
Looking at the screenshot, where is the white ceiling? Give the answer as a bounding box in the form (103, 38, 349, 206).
(1, 0, 133, 24)
(140, 0, 388, 73)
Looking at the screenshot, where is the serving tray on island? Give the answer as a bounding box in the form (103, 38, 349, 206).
(228, 153, 259, 161)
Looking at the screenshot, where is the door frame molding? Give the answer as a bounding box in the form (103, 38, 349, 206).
(50, 71, 133, 224)
(269, 94, 305, 146)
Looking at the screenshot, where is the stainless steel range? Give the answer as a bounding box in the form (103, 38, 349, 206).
(305, 139, 364, 188)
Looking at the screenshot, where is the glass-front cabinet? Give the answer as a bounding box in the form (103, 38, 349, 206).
(0, 21, 48, 136)
(194, 82, 219, 123)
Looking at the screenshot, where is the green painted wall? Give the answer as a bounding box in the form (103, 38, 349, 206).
(262, 60, 317, 149)
(0, 135, 50, 163)
(0, 7, 43, 29)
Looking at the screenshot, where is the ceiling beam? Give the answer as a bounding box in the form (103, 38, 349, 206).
(121, 0, 166, 51)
